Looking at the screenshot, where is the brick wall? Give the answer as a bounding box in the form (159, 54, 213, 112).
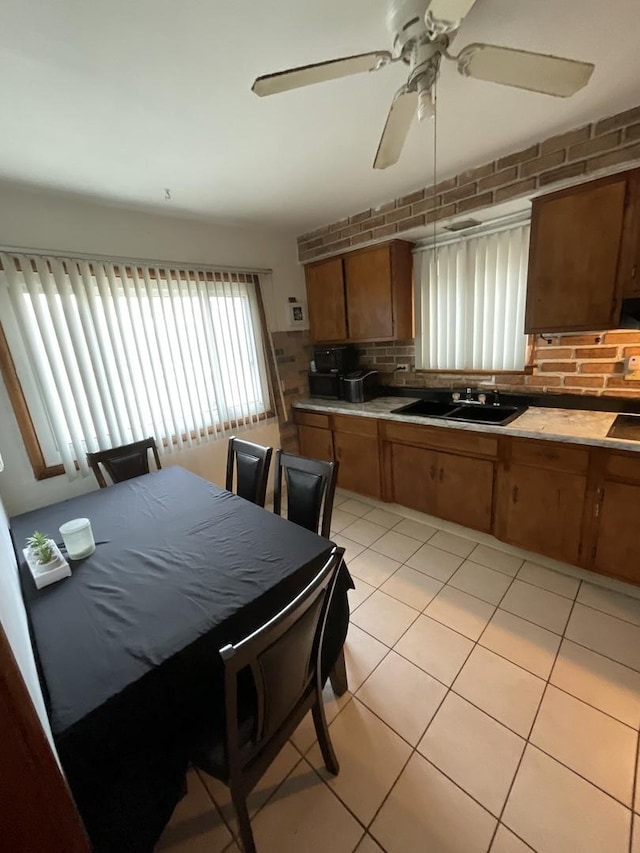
(358, 331, 640, 398)
(297, 104, 640, 263)
(271, 330, 312, 451)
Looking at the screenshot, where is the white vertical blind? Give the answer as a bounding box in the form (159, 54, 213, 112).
(415, 223, 530, 371)
(0, 252, 272, 480)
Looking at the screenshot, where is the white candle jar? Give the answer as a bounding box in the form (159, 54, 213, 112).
(59, 518, 96, 560)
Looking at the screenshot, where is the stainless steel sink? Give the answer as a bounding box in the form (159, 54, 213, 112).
(391, 399, 526, 426)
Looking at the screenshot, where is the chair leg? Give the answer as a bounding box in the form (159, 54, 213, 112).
(329, 647, 348, 697)
(231, 787, 256, 853)
(312, 696, 340, 776)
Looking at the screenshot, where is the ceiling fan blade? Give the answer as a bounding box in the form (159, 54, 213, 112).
(456, 43, 594, 97)
(252, 51, 392, 97)
(426, 0, 480, 33)
(373, 87, 417, 171)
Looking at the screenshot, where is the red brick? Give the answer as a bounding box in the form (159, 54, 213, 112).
(495, 179, 537, 203)
(442, 183, 477, 205)
(602, 389, 640, 397)
(413, 195, 441, 215)
(457, 192, 494, 213)
(580, 362, 624, 374)
(525, 375, 563, 387)
(575, 346, 619, 359)
(373, 200, 396, 214)
(329, 217, 349, 232)
(605, 331, 640, 343)
(568, 132, 621, 161)
(586, 142, 640, 172)
(385, 204, 413, 224)
(397, 213, 426, 232)
(605, 376, 640, 388)
(540, 362, 577, 372)
(426, 203, 457, 223)
(350, 231, 373, 246)
(540, 126, 591, 155)
(433, 177, 457, 194)
(626, 123, 640, 142)
(398, 189, 425, 206)
(371, 223, 398, 239)
(551, 333, 606, 346)
(624, 346, 640, 357)
(477, 167, 518, 192)
(521, 151, 566, 178)
(498, 145, 539, 170)
(349, 209, 372, 224)
(534, 347, 573, 359)
(563, 376, 605, 389)
(538, 161, 586, 186)
(595, 106, 640, 135)
(458, 162, 495, 183)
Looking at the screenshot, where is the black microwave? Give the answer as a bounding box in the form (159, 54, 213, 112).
(308, 372, 341, 399)
(313, 345, 359, 374)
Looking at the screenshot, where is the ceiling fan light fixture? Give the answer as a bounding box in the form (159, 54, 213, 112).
(418, 87, 436, 121)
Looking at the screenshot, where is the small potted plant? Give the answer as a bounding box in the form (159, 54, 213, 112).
(27, 531, 55, 566)
(24, 531, 71, 589)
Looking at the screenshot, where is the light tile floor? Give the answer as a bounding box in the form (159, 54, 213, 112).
(157, 489, 640, 853)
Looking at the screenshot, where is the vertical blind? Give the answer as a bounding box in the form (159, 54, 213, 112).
(415, 223, 530, 371)
(0, 252, 272, 480)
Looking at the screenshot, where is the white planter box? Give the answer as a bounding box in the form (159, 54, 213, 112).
(23, 540, 71, 590)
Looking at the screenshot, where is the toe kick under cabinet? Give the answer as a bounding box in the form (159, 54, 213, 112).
(294, 407, 640, 587)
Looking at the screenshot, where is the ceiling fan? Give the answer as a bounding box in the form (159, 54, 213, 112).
(251, 0, 595, 170)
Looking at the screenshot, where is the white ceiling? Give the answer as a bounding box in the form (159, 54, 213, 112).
(1, 0, 639, 232)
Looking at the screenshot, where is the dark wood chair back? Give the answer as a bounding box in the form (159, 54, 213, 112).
(86, 438, 161, 488)
(273, 451, 338, 539)
(192, 546, 344, 853)
(225, 437, 273, 507)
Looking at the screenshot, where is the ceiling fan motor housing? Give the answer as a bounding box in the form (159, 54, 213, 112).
(386, 0, 431, 57)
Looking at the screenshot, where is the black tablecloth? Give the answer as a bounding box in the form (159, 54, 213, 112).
(11, 467, 352, 852)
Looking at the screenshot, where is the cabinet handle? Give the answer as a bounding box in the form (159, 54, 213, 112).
(632, 264, 637, 280)
(594, 487, 603, 518)
(512, 485, 519, 504)
(439, 468, 444, 483)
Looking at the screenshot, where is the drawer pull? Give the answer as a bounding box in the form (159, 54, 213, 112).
(512, 485, 519, 504)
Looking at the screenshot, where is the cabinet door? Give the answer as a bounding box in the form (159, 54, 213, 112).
(305, 257, 347, 342)
(389, 443, 437, 514)
(500, 463, 586, 564)
(594, 481, 640, 584)
(619, 169, 640, 298)
(344, 245, 394, 340)
(436, 452, 494, 533)
(333, 431, 381, 498)
(525, 176, 628, 333)
(298, 425, 333, 462)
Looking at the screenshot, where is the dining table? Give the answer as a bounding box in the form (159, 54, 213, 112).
(10, 466, 353, 852)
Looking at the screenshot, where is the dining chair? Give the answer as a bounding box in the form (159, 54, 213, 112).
(86, 438, 161, 488)
(190, 546, 345, 853)
(225, 437, 273, 507)
(273, 451, 338, 539)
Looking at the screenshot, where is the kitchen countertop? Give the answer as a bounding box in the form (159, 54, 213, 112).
(294, 396, 640, 454)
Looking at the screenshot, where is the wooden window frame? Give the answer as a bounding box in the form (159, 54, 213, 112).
(0, 271, 277, 481)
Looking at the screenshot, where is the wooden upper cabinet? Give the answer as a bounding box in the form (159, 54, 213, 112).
(525, 173, 630, 333)
(304, 240, 413, 343)
(305, 257, 347, 342)
(619, 169, 640, 298)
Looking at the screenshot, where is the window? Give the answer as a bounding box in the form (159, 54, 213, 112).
(0, 252, 273, 480)
(415, 222, 530, 371)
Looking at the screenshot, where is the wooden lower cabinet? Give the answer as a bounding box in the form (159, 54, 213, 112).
(436, 452, 494, 533)
(334, 431, 381, 498)
(497, 463, 587, 565)
(298, 424, 334, 462)
(593, 481, 640, 584)
(388, 443, 437, 514)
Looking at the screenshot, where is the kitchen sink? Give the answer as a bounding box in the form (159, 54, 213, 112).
(607, 414, 640, 441)
(391, 399, 460, 417)
(446, 404, 524, 425)
(391, 398, 526, 426)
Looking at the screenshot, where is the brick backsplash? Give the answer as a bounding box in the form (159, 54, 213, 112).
(297, 104, 640, 263)
(271, 330, 312, 451)
(359, 331, 640, 399)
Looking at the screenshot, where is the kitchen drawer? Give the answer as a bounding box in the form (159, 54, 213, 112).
(509, 438, 589, 475)
(605, 451, 640, 484)
(293, 409, 331, 429)
(380, 421, 498, 459)
(331, 414, 379, 437)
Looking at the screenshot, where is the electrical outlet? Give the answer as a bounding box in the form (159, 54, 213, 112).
(396, 364, 410, 372)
